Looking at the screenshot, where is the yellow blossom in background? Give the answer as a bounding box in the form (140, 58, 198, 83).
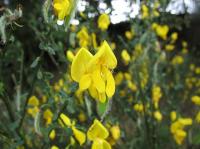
(152, 85, 162, 109)
(111, 42, 116, 50)
(71, 41, 117, 103)
(77, 27, 90, 48)
(121, 49, 131, 65)
(172, 55, 184, 65)
(170, 118, 192, 145)
(98, 13, 110, 31)
(78, 111, 87, 122)
(125, 30, 134, 40)
(115, 72, 124, 85)
(66, 50, 75, 62)
(51, 145, 59, 149)
(49, 129, 56, 140)
(153, 24, 169, 40)
(87, 119, 111, 149)
(53, 0, 71, 25)
(110, 125, 121, 140)
(171, 32, 178, 43)
(27, 96, 40, 118)
(127, 81, 137, 92)
(43, 109, 53, 125)
(133, 103, 144, 113)
(141, 4, 149, 19)
(60, 113, 86, 145)
(154, 110, 162, 122)
(28, 96, 39, 106)
(91, 33, 98, 48)
(165, 44, 175, 51)
(191, 96, 200, 106)
(170, 111, 177, 121)
(195, 111, 200, 123)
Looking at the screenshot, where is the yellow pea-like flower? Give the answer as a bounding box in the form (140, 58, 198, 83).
(53, 0, 71, 24)
(98, 13, 110, 31)
(87, 119, 111, 149)
(71, 41, 117, 102)
(60, 113, 86, 145)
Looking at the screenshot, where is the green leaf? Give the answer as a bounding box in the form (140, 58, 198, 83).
(97, 100, 109, 117)
(34, 110, 42, 136)
(30, 57, 40, 68)
(43, 0, 52, 23)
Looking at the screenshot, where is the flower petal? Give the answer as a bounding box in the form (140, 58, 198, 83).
(87, 119, 109, 141)
(71, 48, 93, 82)
(92, 69, 105, 93)
(79, 74, 92, 91)
(72, 126, 86, 145)
(60, 113, 71, 126)
(92, 139, 111, 149)
(105, 70, 115, 98)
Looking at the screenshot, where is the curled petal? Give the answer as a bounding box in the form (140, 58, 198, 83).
(71, 48, 93, 82)
(72, 126, 86, 145)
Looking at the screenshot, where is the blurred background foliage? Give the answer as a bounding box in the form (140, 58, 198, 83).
(0, 0, 200, 149)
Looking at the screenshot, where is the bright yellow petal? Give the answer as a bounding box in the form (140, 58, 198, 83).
(88, 85, 99, 100)
(100, 41, 117, 69)
(71, 48, 93, 82)
(88, 41, 117, 70)
(60, 113, 71, 126)
(92, 69, 105, 93)
(72, 126, 86, 145)
(98, 92, 106, 103)
(79, 74, 92, 91)
(92, 139, 111, 149)
(87, 119, 109, 141)
(105, 69, 115, 98)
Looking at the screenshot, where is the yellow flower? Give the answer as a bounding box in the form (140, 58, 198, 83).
(152, 85, 162, 109)
(125, 30, 134, 40)
(60, 113, 86, 145)
(43, 109, 53, 125)
(133, 103, 144, 113)
(154, 110, 162, 122)
(78, 112, 87, 122)
(51, 145, 59, 149)
(173, 129, 187, 145)
(98, 13, 110, 31)
(171, 32, 178, 42)
(172, 55, 184, 65)
(91, 33, 98, 48)
(121, 49, 131, 65)
(53, 0, 71, 24)
(49, 129, 56, 140)
(165, 44, 175, 51)
(77, 27, 90, 48)
(141, 4, 149, 19)
(191, 96, 200, 105)
(27, 106, 39, 118)
(87, 119, 111, 149)
(170, 111, 177, 121)
(71, 41, 117, 103)
(170, 118, 192, 145)
(114, 72, 124, 85)
(28, 96, 39, 107)
(195, 111, 200, 123)
(153, 10, 160, 17)
(154, 25, 169, 40)
(127, 81, 137, 92)
(110, 125, 120, 140)
(66, 50, 75, 62)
